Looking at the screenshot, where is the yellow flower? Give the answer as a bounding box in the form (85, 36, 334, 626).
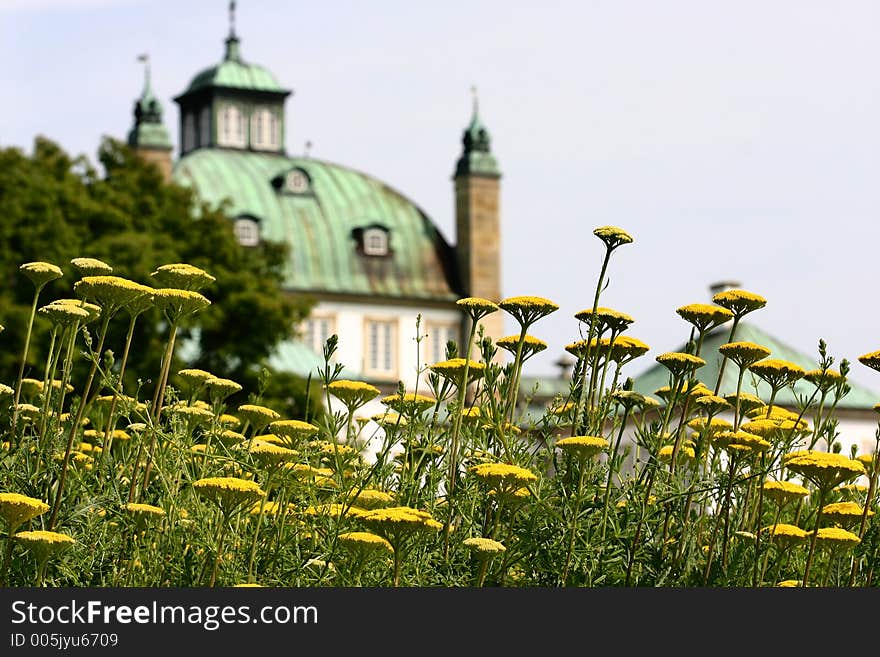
(460, 406, 485, 421)
(217, 414, 241, 429)
(73, 276, 151, 310)
(51, 298, 102, 323)
(0, 493, 50, 533)
(463, 537, 506, 556)
(712, 430, 770, 454)
(38, 300, 91, 325)
(192, 477, 265, 513)
(610, 390, 650, 410)
(348, 489, 395, 510)
(0, 384, 12, 398)
(555, 436, 608, 459)
(762, 480, 810, 505)
(360, 506, 442, 542)
(19, 261, 63, 287)
(658, 444, 696, 461)
(380, 392, 436, 415)
(248, 443, 299, 468)
(268, 419, 320, 445)
(573, 307, 635, 334)
(495, 334, 548, 360)
(655, 352, 706, 377)
(718, 341, 772, 368)
(203, 377, 242, 401)
(498, 296, 559, 327)
(152, 288, 211, 322)
(764, 523, 809, 546)
(14, 530, 76, 561)
(168, 404, 214, 425)
(748, 358, 806, 390)
(429, 358, 486, 382)
(470, 462, 538, 489)
(123, 503, 166, 523)
(371, 411, 407, 428)
(784, 451, 866, 490)
(675, 303, 734, 333)
(803, 368, 845, 392)
(592, 225, 633, 250)
(338, 531, 394, 555)
(820, 501, 873, 527)
(326, 380, 381, 408)
(692, 394, 731, 415)
(456, 297, 499, 320)
(811, 527, 860, 550)
(236, 404, 281, 429)
(608, 336, 650, 363)
(70, 257, 113, 276)
(711, 288, 767, 318)
(549, 400, 575, 416)
(857, 350, 880, 372)
(15, 404, 42, 423)
(150, 263, 216, 291)
(177, 368, 215, 389)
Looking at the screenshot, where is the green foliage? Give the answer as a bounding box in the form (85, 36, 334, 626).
(0, 136, 315, 408)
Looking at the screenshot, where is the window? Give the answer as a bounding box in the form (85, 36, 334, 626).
(302, 315, 335, 358)
(285, 169, 309, 193)
(364, 318, 397, 378)
(362, 227, 389, 256)
(199, 106, 211, 147)
(183, 113, 196, 152)
(233, 217, 260, 247)
(251, 107, 279, 150)
(425, 322, 460, 365)
(218, 104, 246, 148)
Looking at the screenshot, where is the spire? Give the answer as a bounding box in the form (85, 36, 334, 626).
(224, 0, 242, 62)
(128, 53, 172, 152)
(454, 86, 500, 178)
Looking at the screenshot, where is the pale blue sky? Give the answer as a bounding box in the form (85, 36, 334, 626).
(2, 0, 879, 393)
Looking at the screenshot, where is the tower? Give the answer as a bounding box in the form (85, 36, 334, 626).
(172, 3, 291, 157)
(454, 91, 504, 344)
(127, 54, 173, 182)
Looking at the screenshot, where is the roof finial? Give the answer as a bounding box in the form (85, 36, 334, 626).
(137, 52, 150, 91)
(229, 0, 237, 39)
(471, 84, 479, 119)
(304, 140, 313, 158)
(224, 0, 241, 61)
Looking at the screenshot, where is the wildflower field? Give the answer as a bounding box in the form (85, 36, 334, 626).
(1, 227, 878, 588)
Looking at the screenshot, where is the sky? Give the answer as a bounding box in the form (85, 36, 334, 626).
(2, 0, 880, 393)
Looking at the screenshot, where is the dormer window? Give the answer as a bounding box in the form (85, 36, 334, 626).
(233, 215, 261, 247)
(352, 224, 391, 257)
(363, 228, 389, 256)
(251, 107, 280, 151)
(285, 168, 310, 194)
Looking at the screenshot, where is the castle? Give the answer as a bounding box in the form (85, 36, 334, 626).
(125, 8, 503, 393)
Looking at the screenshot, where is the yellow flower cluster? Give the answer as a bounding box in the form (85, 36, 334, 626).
(70, 257, 113, 275)
(495, 334, 548, 358)
(573, 307, 635, 333)
(237, 404, 281, 427)
(19, 261, 64, 287)
(123, 503, 166, 519)
(748, 358, 806, 389)
(204, 377, 242, 399)
(655, 352, 706, 376)
(762, 480, 810, 505)
(555, 436, 608, 459)
(765, 523, 809, 545)
(0, 493, 50, 532)
(455, 297, 499, 319)
(429, 358, 486, 382)
(150, 263, 216, 291)
(249, 443, 299, 468)
(192, 477, 265, 511)
(675, 303, 734, 332)
(348, 489, 395, 510)
(803, 368, 845, 391)
(338, 531, 394, 554)
(711, 289, 767, 318)
(152, 288, 211, 320)
(268, 419, 320, 443)
(820, 501, 873, 525)
(470, 462, 538, 489)
(73, 276, 151, 309)
(592, 225, 633, 249)
(463, 537, 506, 555)
(718, 341, 771, 367)
(326, 380, 381, 407)
(14, 530, 76, 559)
(360, 506, 443, 536)
(38, 299, 92, 325)
(498, 296, 559, 327)
(857, 350, 880, 372)
(811, 527, 860, 550)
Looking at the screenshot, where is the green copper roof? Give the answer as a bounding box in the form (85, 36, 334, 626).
(128, 62, 172, 150)
(268, 338, 364, 380)
(631, 321, 879, 410)
(455, 99, 500, 178)
(182, 36, 288, 96)
(172, 149, 461, 301)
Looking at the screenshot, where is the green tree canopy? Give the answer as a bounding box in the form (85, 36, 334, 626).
(0, 135, 321, 418)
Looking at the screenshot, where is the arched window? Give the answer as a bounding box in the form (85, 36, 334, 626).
(199, 106, 211, 147)
(183, 113, 196, 152)
(362, 227, 389, 256)
(219, 104, 246, 148)
(233, 216, 260, 247)
(251, 107, 279, 150)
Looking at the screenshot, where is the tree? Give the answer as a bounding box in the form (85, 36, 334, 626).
(0, 135, 322, 418)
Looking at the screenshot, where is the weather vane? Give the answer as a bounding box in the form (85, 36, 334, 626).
(229, 0, 237, 37)
(471, 84, 479, 115)
(305, 140, 313, 158)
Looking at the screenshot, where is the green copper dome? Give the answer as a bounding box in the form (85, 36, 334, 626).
(172, 149, 462, 301)
(182, 35, 289, 95)
(127, 60, 172, 151)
